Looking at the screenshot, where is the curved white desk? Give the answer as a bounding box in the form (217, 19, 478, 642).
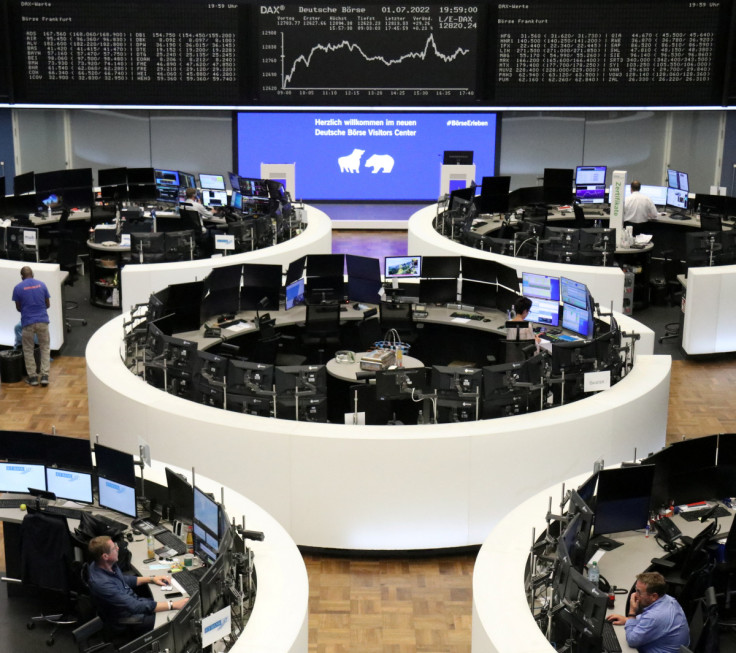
(0, 260, 67, 350)
(87, 307, 668, 551)
(407, 204, 626, 313)
(120, 205, 332, 310)
(142, 460, 307, 653)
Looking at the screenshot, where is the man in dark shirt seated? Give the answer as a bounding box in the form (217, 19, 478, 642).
(87, 535, 188, 639)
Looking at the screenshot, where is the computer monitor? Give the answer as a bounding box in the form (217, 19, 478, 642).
(685, 231, 724, 268)
(227, 172, 240, 191)
(154, 169, 180, 188)
(198, 548, 231, 616)
(118, 622, 175, 653)
(375, 367, 428, 400)
(561, 303, 594, 339)
(94, 443, 136, 487)
(419, 278, 457, 304)
(442, 150, 473, 165)
(226, 360, 274, 396)
(385, 256, 422, 279)
(162, 335, 198, 373)
(422, 256, 461, 278)
(44, 436, 93, 472)
(526, 298, 560, 327)
(553, 567, 608, 650)
(227, 394, 273, 417)
(666, 187, 688, 211)
(97, 475, 137, 518)
(275, 395, 328, 422)
(165, 467, 194, 523)
(593, 465, 656, 537)
(198, 173, 226, 191)
(274, 365, 327, 394)
(194, 486, 220, 539)
(202, 189, 228, 207)
(543, 168, 574, 204)
(575, 166, 607, 204)
(130, 232, 166, 256)
(46, 467, 93, 504)
(550, 339, 597, 377)
(170, 589, 201, 652)
(578, 228, 616, 254)
(667, 168, 689, 191)
(0, 461, 46, 494)
(450, 186, 477, 210)
(285, 277, 306, 310)
(307, 253, 344, 278)
(0, 430, 47, 463)
(178, 172, 196, 191)
(241, 263, 281, 311)
(577, 471, 599, 506)
(560, 277, 588, 310)
(230, 190, 243, 210)
(347, 277, 382, 304)
(239, 177, 270, 198)
(545, 226, 579, 251)
(482, 357, 544, 418)
(461, 257, 498, 284)
(460, 279, 496, 309)
(266, 179, 287, 201)
(477, 176, 510, 214)
(521, 272, 560, 301)
(431, 365, 482, 395)
(285, 255, 307, 285)
(14, 171, 34, 195)
(346, 254, 381, 282)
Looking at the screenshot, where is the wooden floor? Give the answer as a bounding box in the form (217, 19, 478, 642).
(0, 353, 730, 652)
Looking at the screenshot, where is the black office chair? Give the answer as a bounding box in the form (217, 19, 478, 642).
(689, 587, 719, 653)
(254, 319, 306, 367)
(572, 203, 587, 228)
(379, 301, 417, 345)
(14, 510, 79, 646)
(358, 308, 382, 351)
(302, 303, 341, 363)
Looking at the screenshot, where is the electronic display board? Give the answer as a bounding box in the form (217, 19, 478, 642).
(492, 0, 731, 106)
(7, 0, 249, 105)
(255, 2, 484, 104)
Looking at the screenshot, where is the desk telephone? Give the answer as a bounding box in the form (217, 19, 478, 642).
(652, 516, 682, 547)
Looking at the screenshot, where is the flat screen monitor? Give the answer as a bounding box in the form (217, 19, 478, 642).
(577, 472, 598, 506)
(461, 279, 496, 309)
(666, 187, 688, 210)
(545, 226, 579, 251)
(667, 169, 689, 192)
(611, 183, 668, 206)
(0, 461, 46, 493)
(575, 186, 606, 204)
(461, 256, 498, 284)
(230, 190, 243, 210)
(126, 167, 154, 185)
(202, 189, 227, 207)
(199, 173, 226, 191)
(165, 467, 194, 523)
(375, 367, 429, 400)
(543, 168, 574, 205)
(526, 298, 560, 327)
(561, 303, 594, 339)
(593, 465, 656, 536)
(118, 622, 175, 653)
(307, 253, 344, 278)
(443, 150, 474, 165)
(227, 172, 240, 192)
(422, 256, 460, 278)
(575, 166, 606, 186)
(347, 277, 382, 304)
(46, 467, 93, 504)
(170, 588, 201, 651)
(560, 277, 588, 310)
(346, 254, 381, 282)
(154, 169, 180, 188)
(385, 256, 421, 279)
(285, 255, 307, 285)
(285, 277, 306, 310)
(241, 263, 281, 310)
(449, 186, 477, 210)
(14, 171, 35, 195)
(522, 272, 560, 301)
(227, 360, 274, 396)
(478, 176, 511, 214)
(193, 486, 220, 538)
(274, 365, 327, 394)
(45, 436, 94, 471)
(178, 172, 196, 190)
(94, 444, 136, 487)
(239, 177, 270, 198)
(431, 365, 482, 395)
(419, 278, 457, 304)
(579, 228, 616, 254)
(97, 475, 137, 518)
(195, 351, 229, 382)
(98, 167, 127, 187)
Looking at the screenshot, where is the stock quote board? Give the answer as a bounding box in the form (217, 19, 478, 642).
(6, 0, 250, 105)
(255, 2, 486, 105)
(491, 0, 732, 106)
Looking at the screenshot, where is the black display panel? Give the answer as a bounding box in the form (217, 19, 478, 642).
(7, 0, 249, 105)
(492, 0, 731, 107)
(256, 2, 483, 105)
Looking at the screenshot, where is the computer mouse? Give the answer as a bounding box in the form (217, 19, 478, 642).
(483, 318, 491, 323)
(125, 532, 134, 542)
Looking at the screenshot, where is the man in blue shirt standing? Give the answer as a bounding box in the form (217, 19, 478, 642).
(87, 536, 188, 639)
(12, 266, 50, 387)
(607, 571, 689, 653)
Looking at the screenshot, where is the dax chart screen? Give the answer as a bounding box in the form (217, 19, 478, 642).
(256, 2, 484, 104)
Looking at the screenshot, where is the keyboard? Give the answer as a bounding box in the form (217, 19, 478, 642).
(172, 566, 207, 595)
(154, 529, 188, 555)
(450, 312, 484, 321)
(679, 505, 730, 522)
(44, 505, 85, 520)
(0, 498, 29, 509)
(131, 518, 165, 535)
(602, 619, 622, 653)
(94, 513, 129, 531)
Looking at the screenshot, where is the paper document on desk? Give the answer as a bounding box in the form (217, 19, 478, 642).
(635, 234, 652, 244)
(452, 317, 471, 324)
(224, 322, 255, 333)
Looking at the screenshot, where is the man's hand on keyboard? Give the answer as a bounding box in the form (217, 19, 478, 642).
(606, 613, 629, 625)
(149, 575, 171, 586)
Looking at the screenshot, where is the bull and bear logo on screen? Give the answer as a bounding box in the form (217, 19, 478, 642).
(338, 149, 394, 174)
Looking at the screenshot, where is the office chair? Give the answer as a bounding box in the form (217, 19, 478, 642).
(302, 303, 341, 363)
(379, 301, 417, 345)
(689, 587, 719, 653)
(254, 319, 306, 367)
(13, 510, 79, 646)
(699, 212, 722, 232)
(572, 203, 588, 228)
(72, 616, 116, 653)
(358, 308, 382, 351)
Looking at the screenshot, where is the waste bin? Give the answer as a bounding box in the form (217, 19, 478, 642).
(0, 349, 25, 383)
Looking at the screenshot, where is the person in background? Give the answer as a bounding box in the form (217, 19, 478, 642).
(507, 296, 541, 346)
(12, 266, 50, 387)
(607, 571, 689, 653)
(624, 180, 659, 231)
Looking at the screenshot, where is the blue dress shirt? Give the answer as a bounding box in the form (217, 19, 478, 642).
(624, 594, 689, 653)
(87, 562, 156, 628)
